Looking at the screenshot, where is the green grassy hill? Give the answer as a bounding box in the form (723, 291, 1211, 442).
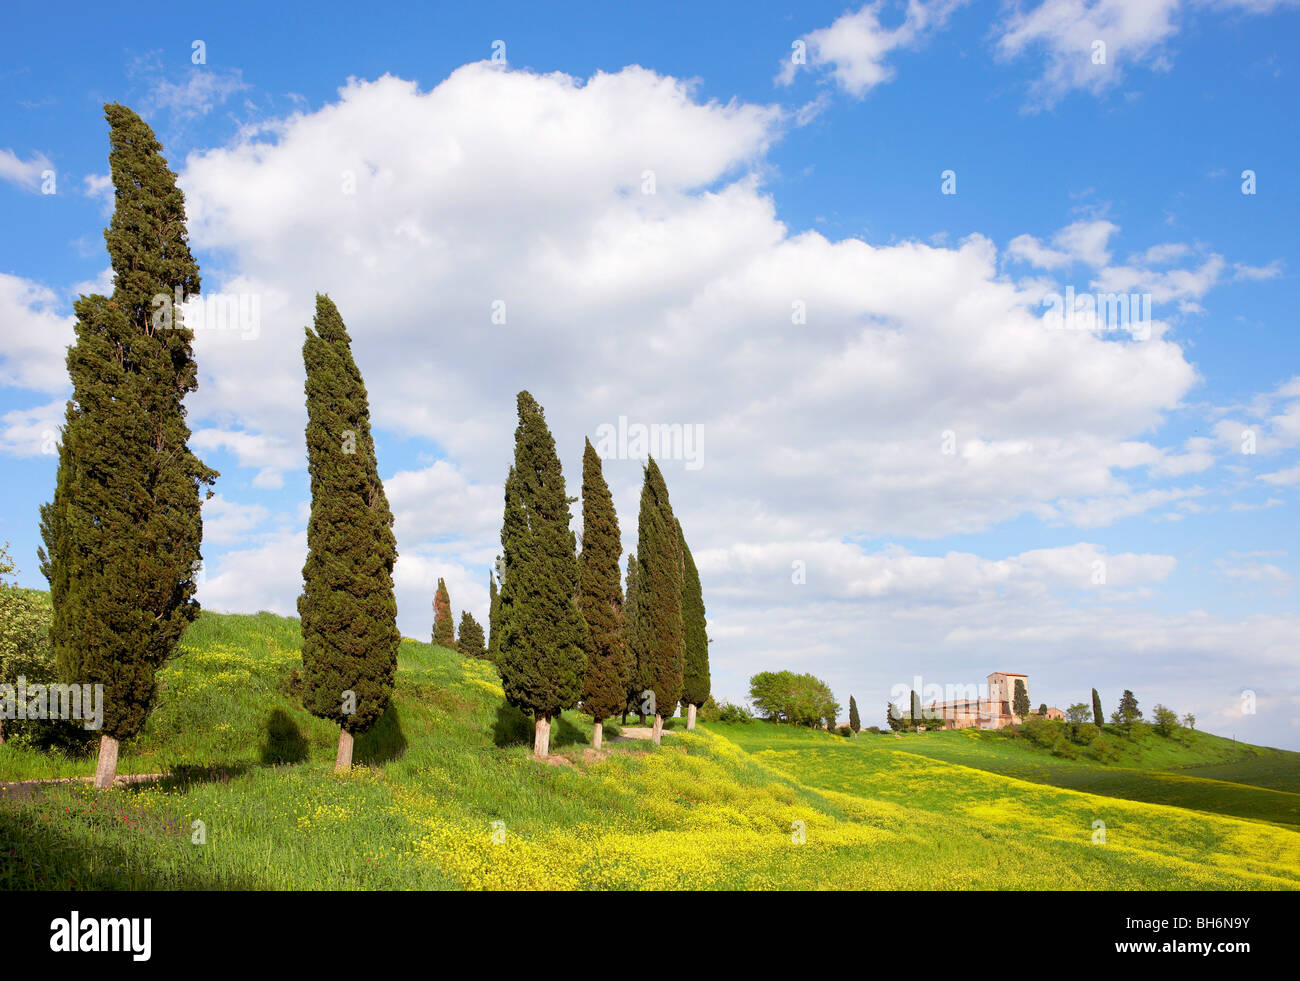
(2, 610, 1298, 889)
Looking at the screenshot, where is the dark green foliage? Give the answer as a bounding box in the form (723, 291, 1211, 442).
(848, 695, 860, 734)
(487, 563, 501, 661)
(716, 701, 753, 723)
(636, 458, 683, 717)
(1066, 702, 1091, 725)
(622, 554, 648, 718)
(38, 104, 216, 742)
(1112, 689, 1142, 735)
(1038, 703, 1048, 716)
(678, 519, 710, 710)
(457, 612, 487, 659)
(910, 690, 921, 725)
(886, 702, 903, 732)
(748, 670, 839, 727)
(432, 577, 455, 648)
(496, 392, 588, 721)
(1152, 703, 1181, 737)
(298, 295, 399, 734)
(1092, 688, 1104, 728)
(578, 439, 630, 723)
(1013, 679, 1030, 719)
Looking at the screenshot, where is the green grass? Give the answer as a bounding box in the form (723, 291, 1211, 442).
(2, 610, 1298, 889)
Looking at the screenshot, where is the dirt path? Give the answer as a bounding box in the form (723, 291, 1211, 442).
(613, 726, 673, 741)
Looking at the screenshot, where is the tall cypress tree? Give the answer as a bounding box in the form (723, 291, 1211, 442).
(1013, 678, 1030, 720)
(487, 564, 501, 662)
(577, 438, 629, 749)
(299, 294, 399, 773)
(636, 457, 683, 744)
(678, 519, 709, 729)
(1091, 688, 1104, 729)
(622, 554, 644, 723)
(849, 695, 860, 735)
(432, 577, 455, 648)
(39, 104, 216, 789)
(497, 392, 588, 757)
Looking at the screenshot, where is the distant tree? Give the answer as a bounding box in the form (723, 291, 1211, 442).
(909, 690, 921, 728)
(487, 563, 501, 661)
(496, 392, 588, 758)
(577, 438, 630, 750)
(457, 612, 486, 659)
(1182, 712, 1196, 730)
(1111, 689, 1142, 735)
(1013, 679, 1030, 720)
(1151, 704, 1180, 737)
(678, 519, 710, 730)
(637, 458, 683, 745)
(1065, 703, 1091, 724)
(749, 670, 838, 727)
(1037, 702, 1048, 716)
(432, 577, 455, 648)
(39, 104, 217, 789)
(299, 295, 399, 774)
(848, 695, 861, 735)
(886, 702, 903, 732)
(0, 544, 54, 746)
(622, 554, 647, 723)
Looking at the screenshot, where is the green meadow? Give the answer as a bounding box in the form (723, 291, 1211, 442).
(2, 609, 1297, 890)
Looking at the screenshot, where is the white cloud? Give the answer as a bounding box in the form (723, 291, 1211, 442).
(777, 1, 968, 96)
(144, 67, 250, 120)
(0, 273, 76, 394)
(0, 148, 53, 192)
(0, 399, 63, 459)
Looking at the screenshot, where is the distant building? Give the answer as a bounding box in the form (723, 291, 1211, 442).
(926, 672, 1030, 730)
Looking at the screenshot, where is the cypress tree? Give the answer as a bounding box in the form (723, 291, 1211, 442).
(298, 294, 400, 773)
(1091, 688, 1104, 729)
(457, 611, 486, 659)
(1013, 678, 1030, 720)
(636, 457, 683, 744)
(622, 554, 645, 724)
(432, 577, 455, 648)
(577, 439, 629, 750)
(909, 690, 921, 729)
(38, 104, 216, 789)
(497, 392, 588, 757)
(678, 519, 710, 730)
(487, 563, 501, 661)
(849, 695, 860, 735)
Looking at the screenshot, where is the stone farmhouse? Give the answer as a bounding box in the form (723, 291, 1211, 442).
(925, 672, 1060, 730)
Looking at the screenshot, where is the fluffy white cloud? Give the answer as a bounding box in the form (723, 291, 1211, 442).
(0, 273, 76, 394)
(777, 0, 968, 96)
(0, 148, 53, 192)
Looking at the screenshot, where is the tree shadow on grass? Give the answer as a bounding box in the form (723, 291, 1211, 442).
(260, 708, 309, 766)
(492, 702, 532, 747)
(551, 713, 589, 748)
(355, 702, 407, 766)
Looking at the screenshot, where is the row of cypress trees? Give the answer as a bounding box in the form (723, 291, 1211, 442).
(495, 394, 710, 755)
(38, 104, 709, 784)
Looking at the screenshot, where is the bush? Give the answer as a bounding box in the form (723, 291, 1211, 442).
(1091, 736, 1122, 763)
(1069, 722, 1099, 745)
(836, 725, 853, 738)
(696, 694, 722, 722)
(715, 701, 753, 724)
(865, 725, 882, 734)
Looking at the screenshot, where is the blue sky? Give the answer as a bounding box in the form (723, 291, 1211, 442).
(2, 0, 1298, 746)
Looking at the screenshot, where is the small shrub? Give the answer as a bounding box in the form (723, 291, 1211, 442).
(716, 701, 753, 724)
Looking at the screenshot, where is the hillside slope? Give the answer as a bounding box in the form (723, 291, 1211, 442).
(1, 610, 1297, 889)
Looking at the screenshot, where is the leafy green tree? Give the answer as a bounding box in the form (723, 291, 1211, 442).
(577, 439, 629, 749)
(1092, 688, 1104, 728)
(678, 519, 709, 729)
(886, 702, 903, 732)
(1151, 703, 1181, 737)
(848, 695, 860, 735)
(1111, 689, 1142, 735)
(1182, 712, 1196, 730)
(497, 392, 588, 757)
(457, 612, 487, 659)
(1065, 703, 1091, 724)
(749, 671, 839, 727)
(636, 458, 683, 744)
(1013, 679, 1030, 720)
(0, 544, 53, 746)
(432, 577, 455, 648)
(299, 295, 400, 773)
(39, 104, 216, 789)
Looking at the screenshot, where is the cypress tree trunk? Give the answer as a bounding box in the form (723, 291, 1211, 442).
(92, 735, 119, 789)
(533, 714, 551, 757)
(652, 713, 664, 744)
(335, 729, 354, 773)
(592, 721, 603, 750)
(687, 703, 697, 730)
